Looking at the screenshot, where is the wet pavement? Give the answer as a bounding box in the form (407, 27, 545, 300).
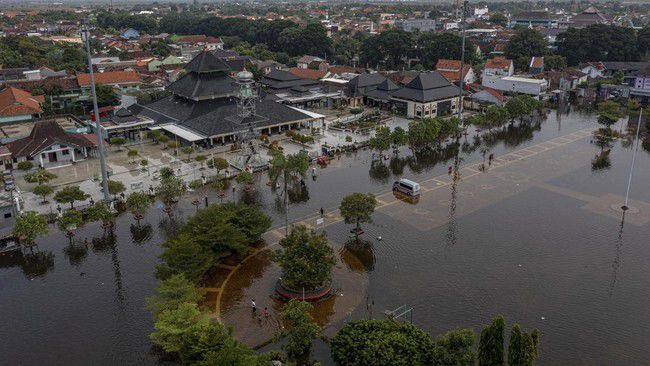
(2, 108, 650, 365)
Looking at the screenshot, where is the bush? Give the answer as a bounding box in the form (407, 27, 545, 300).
(286, 130, 315, 144)
(17, 161, 33, 171)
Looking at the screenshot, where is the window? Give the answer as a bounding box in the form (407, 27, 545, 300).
(4, 212, 11, 219)
(62, 149, 69, 155)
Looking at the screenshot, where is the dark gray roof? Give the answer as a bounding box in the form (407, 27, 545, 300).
(129, 94, 314, 138)
(363, 79, 400, 101)
(391, 72, 459, 103)
(348, 73, 387, 88)
(212, 49, 239, 58)
(112, 107, 139, 124)
(167, 70, 237, 101)
(185, 50, 231, 73)
(260, 69, 318, 91)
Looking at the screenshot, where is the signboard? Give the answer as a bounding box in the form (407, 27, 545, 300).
(130, 181, 144, 190)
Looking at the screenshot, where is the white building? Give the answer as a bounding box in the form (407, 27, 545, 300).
(482, 75, 548, 97)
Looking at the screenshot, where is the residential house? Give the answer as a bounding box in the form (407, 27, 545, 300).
(482, 75, 548, 97)
(296, 56, 325, 70)
(435, 59, 476, 84)
(395, 19, 437, 32)
(252, 60, 285, 75)
(6, 120, 97, 168)
(148, 55, 184, 72)
(482, 57, 514, 79)
(626, 67, 650, 104)
(0, 86, 44, 123)
(468, 87, 508, 110)
(6, 77, 81, 111)
(289, 67, 327, 81)
(76, 71, 141, 94)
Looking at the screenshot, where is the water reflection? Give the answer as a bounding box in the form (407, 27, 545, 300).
(130, 223, 153, 245)
(368, 162, 390, 183)
(608, 212, 626, 297)
(91, 231, 125, 303)
(592, 135, 613, 171)
(340, 238, 376, 272)
(288, 184, 310, 204)
(21, 251, 55, 278)
(63, 240, 89, 267)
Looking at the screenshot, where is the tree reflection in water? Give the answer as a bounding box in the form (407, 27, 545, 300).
(21, 251, 55, 278)
(91, 230, 125, 303)
(63, 240, 88, 267)
(368, 161, 390, 183)
(288, 184, 309, 204)
(130, 222, 153, 245)
(340, 238, 375, 272)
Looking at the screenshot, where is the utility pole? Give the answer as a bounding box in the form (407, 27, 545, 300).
(82, 20, 110, 202)
(458, 0, 468, 128)
(622, 108, 643, 210)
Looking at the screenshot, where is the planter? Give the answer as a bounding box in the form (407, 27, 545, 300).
(274, 279, 334, 302)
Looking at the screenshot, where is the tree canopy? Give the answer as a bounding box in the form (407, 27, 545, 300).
(53, 186, 89, 209)
(282, 300, 320, 364)
(330, 319, 434, 366)
(505, 28, 548, 72)
(556, 24, 640, 66)
(13, 211, 48, 246)
(339, 192, 377, 232)
(274, 225, 336, 290)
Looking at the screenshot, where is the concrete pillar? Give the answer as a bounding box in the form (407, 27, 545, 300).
(71, 149, 76, 163)
(39, 154, 44, 168)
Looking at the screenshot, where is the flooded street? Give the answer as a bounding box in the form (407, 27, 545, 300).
(2, 108, 650, 365)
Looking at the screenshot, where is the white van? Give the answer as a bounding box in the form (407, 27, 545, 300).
(392, 178, 421, 196)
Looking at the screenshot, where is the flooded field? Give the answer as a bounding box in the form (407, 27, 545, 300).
(1, 108, 649, 365)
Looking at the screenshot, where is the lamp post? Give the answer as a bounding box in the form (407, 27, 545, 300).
(457, 1, 468, 128)
(82, 20, 110, 202)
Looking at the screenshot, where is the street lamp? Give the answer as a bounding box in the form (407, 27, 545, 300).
(81, 20, 110, 202)
(458, 1, 468, 128)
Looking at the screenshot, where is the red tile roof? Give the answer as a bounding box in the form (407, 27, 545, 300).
(438, 65, 472, 82)
(77, 71, 140, 86)
(435, 59, 462, 71)
(6, 120, 96, 158)
(485, 57, 513, 70)
(288, 67, 326, 80)
(483, 87, 508, 103)
(0, 86, 44, 117)
(530, 56, 544, 68)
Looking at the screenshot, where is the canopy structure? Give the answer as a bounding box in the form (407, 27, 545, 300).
(159, 124, 206, 142)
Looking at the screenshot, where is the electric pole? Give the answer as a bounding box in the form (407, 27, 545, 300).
(82, 20, 111, 202)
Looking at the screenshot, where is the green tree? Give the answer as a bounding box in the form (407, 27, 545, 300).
(611, 70, 625, 85)
(282, 300, 320, 364)
(127, 149, 139, 161)
(478, 315, 505, 366)
(150, 302, 208, 363)
(86, 202, 114, 228)
(330, 319, 434, 366)
(156, 233, 214, 282)
(13, 211, 48, 247)
(106, 179, 126, 199)
(146, 273, 203, 318)
(24, 169, 57, 184)
(126, 191, 150, 221)
(360, 29, 414, 69)
(157, 175, 185, 210)
(181, 146, 194, 161)
(543, 55, 566, 71)
(391, 126, 407, 149)
(57, 209, 84, 236)
(274, 225, 335, 290)
(53, 185, 89, 209)
(507, 324, 540, 366)
(207, 156, 229, 176)
(489, 13, 508, 27)
(180, 202, 271, 259)
(95, 83, 119, 107)
(340, 192, 377, 235)
(195, 154, 207, 169)
(17, 161, 33, 171)
(557, 25, 639, 66)
(505, 28, 548, 72)
(407, 117, 443, 152)
(32, 184, 54, 203)
(432, 328, 476, 366)
(268, 151, 310, 233)
(369, 126, 392, 158)
(597, 100, 624, 132)
(417, 32, 475, 69)
(110, 137, 127, 151)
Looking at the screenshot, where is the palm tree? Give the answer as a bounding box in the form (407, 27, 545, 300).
(268, 151, 310, 235)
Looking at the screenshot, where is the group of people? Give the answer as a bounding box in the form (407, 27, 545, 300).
(251, 299, 270, 324)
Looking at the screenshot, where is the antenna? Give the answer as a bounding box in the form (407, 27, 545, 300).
(227, 71, 268, 172)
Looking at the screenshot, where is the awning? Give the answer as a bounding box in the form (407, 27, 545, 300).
(160, 124, 206, 142)
(287, 106, 326, 119)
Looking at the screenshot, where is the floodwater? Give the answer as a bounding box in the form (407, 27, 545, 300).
(1, 107, 649, 365)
